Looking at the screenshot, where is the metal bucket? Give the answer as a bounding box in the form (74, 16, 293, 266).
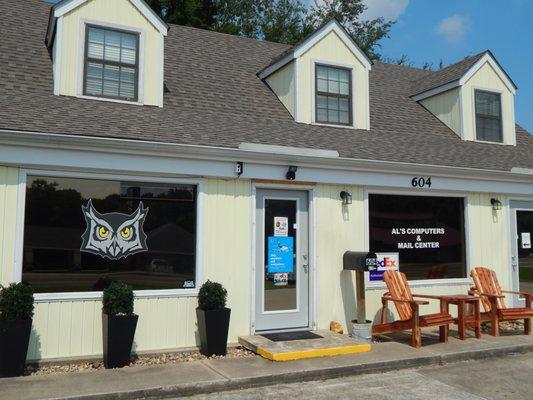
(350, 320, 372, 343)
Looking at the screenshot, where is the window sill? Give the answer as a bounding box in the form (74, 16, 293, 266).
(76, 94, 143, 106)
(311, 121, 357, 130)
(33, 289, 199, 303)
(366, 277, 472, 290)
(473, 139, 512, 146)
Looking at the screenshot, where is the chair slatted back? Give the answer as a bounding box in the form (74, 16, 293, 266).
(470, 267, 506, 312)
(383, 270, 414, 321)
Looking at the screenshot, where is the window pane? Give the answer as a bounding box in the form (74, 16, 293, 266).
(327, 67, 339, 82)
(339, 111, 349, 124)
(328, 109, 338, 123)
(339, 82, 350, 95)
(369, 194, 466, 280)
(317, 78, 328, 92)
(339, 69, 350, 83)
(328, 80, 340, 94)
(339, 98, 349, 112)
(88, 42, 104, 59)
(86, 77, 102, 96)
(316, 107, 328, 122)
(23, 176, 197, 293)
(316, 66, 328, 80)
(317, 95, 328, 109)
(327, 96, 339, 111)
(103, 65, 120, 97)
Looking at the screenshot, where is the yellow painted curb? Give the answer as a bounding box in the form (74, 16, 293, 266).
(256, 344, 372, 362)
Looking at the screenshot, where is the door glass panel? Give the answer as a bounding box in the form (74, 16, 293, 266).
(263, 199, 297, 311)
(517, 211, 533, 293)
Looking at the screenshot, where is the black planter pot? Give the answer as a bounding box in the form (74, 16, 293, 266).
(102, 313, 138, 369)
(196, 308, 231, 356)
(0, 319, 32, 377)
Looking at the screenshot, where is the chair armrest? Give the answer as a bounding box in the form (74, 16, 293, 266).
(473, 291, 505, 299)
(382, 296, 429, 305)
(502, 290, 533, 297)
(413, 294, 447, 300)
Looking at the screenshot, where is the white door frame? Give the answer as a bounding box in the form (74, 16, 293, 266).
(250, 183, 317, 334)
(509, 199, 533, 307)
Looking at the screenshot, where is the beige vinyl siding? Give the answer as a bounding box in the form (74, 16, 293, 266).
(463, 62, 516, 145)
(420, 88, 461, 136)
(468, 193, 510, 289)
(315, 184, 365, 330)
(0, 166, 19, 285)
(58, 0, 163, 106)
(299, 31, 369, 129)
(266, 62, 296, 117)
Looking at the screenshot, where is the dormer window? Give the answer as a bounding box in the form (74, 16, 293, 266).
(315, 65, 352, 126)
(475, 90, 502, 143)
(84, 26, 139, 102)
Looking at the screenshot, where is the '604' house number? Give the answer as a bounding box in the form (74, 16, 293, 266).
(411, 177, 432, 188)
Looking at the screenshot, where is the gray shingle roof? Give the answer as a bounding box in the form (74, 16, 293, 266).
(0, 0, 532, 173)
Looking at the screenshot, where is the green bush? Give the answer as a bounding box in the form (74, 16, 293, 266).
(198, 280, 227, 311)
(102, 282, 134, 316)
(0, 283, 34, 321)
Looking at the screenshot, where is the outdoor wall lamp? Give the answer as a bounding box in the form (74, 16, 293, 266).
(340, 191, 352, 205)
(286, 166, 298, 180)
(491, 198, 502, 211)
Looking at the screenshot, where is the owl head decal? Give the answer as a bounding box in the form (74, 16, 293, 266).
(80, 200, 149, 260)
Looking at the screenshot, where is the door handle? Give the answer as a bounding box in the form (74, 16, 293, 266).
(302, 255, 309, 273)
(511, 256, 517, 271)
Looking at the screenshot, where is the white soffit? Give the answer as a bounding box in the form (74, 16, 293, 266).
(53, 0, 168, 36)
(259, 19, 371, 79)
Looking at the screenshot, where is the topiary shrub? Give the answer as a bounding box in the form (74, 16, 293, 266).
(102, 282, 134, 316)
(198, 280, 227, 311)
(0, 283, 34, 321)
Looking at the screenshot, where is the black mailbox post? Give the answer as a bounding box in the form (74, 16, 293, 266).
(343, 251, 377, 324)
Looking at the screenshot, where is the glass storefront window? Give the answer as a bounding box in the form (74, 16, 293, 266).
(369, 194, 466, 280)
(23, 176, 197, 293)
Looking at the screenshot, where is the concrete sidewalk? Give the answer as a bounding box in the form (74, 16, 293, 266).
(4, 333, 533, 400)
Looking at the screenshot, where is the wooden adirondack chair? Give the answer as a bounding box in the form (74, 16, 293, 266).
(469, 267, 533, 336)
(372, 270, 453, 348)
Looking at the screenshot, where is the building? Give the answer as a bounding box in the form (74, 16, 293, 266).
(0, 0, 532, 362)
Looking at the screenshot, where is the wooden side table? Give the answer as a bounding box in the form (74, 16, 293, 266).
(440, 295, 481, 340)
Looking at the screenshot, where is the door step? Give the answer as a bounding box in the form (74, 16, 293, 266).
(239, 330, 371, 361)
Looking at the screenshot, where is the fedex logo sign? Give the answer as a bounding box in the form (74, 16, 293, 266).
(370, 253, 399, 282)
(377, 256, 397, 269)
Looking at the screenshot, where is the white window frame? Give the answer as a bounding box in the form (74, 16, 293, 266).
(15, 169, 204, 302)
(363, 187, 473, 289)
(77, 19, 146, 106)
(471, 85, 507, 145)
(310, 59, 357, 129)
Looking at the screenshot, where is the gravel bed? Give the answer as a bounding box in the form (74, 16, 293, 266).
(24, 346, 255, 376)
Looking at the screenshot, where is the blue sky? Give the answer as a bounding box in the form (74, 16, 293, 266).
(307, 0, 532, 132)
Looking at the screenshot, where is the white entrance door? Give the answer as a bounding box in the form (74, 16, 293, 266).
(510, 201, 533, 307)
(254, 189, 309, 332)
